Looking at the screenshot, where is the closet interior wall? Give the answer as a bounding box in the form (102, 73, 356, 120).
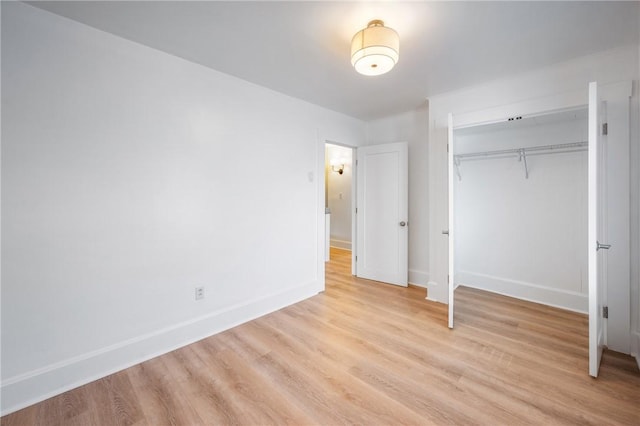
(454, 110, 589, 312)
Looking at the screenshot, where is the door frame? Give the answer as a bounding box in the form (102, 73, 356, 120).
(447, 113, 455, 328)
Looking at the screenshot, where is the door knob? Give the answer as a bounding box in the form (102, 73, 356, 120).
(399, 221, 407, 227)
(596, 241, 611, 251)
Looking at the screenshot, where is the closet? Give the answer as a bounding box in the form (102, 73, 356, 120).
(452, 108, 589, 313)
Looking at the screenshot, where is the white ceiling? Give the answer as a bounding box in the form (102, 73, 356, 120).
(27, 1, 639, 121)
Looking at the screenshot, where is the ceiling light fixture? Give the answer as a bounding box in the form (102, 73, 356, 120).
(351, 20, 399, 76)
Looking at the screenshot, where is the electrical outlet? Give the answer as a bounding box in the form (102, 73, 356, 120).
(195, 286, 204, 300)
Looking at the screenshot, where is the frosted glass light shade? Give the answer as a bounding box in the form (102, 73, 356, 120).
(351, 20, 399, 76)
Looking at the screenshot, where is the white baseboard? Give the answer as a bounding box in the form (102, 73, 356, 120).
(408, 269, 429, 288)
(0, 282, 319, 416)
(330, 239, 351, 250)
(457, 271, 588, 314)
(426, 281, 440, 302)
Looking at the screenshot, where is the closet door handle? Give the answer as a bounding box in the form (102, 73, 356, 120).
(596, 241, 611, 251)
(442, 230, 449, 235)
(399, 221, 407, 227)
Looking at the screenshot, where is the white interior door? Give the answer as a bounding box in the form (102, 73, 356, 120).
(447, 113, 455, 328)
(588, 81, 607, 378)
(356, 142, 408, 286)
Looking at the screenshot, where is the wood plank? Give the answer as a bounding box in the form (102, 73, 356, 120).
(2, 247, 639, 425)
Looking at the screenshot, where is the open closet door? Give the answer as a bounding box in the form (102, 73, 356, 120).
(588, 81, 608, 377)
(447, 113, 455, 328)
(356, 142, 408, 286)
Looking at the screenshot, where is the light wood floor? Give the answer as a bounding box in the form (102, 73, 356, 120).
(3, 247, 639, 425)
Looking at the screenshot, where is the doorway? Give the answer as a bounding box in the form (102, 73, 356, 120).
(325, 143, 355, 272)
(323, 141, 409, 286)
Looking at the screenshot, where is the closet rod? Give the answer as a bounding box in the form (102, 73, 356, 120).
(455, 141, 587, 161)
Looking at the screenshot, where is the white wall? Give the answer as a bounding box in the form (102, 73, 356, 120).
(454, 115, 589, 312)
(0, 2, 365, 414)
(326, 144, 352, 250)
(365, 104, 430, 288)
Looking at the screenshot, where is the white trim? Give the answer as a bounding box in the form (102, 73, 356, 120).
(426, 281, 441, 302)
(0, 282, 319, 416)
(325, 212, 331, 261)
(457, 271, 588, 314)
(316, 135, 327, 292)
(330, 239, 352, 250)
(447, 113, 455, 328)
(408, 269, 429, 288)
(351, 146, 357, 276)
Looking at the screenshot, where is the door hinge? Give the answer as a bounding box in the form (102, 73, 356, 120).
(355, 256, 358, 262)
(356, 159, 358, 166)
(602, 123, 608, 136)
(447, 275, 450, 284)
(447, 143, 449, 153)
(355, 207, 358, 214)
(603, 306, 608, 319)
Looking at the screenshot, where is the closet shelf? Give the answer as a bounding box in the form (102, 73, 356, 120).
(453, 141, 587, 180)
